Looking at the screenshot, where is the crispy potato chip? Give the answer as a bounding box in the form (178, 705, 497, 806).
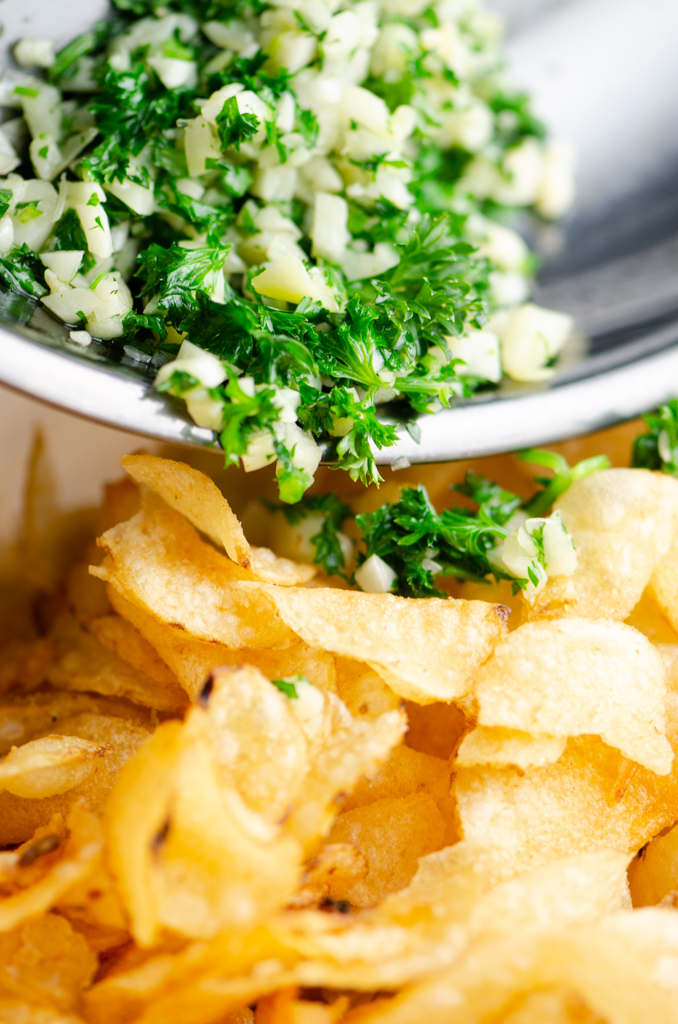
(457, 726, 567, 770)
(335, 660, 402, 720)
(404, 701, 469, 761)
(0, 708, 151, 846)
(383, 844, 630, 935)
(0, 690, 150, 757)
(454, 722, 678, 881)
(47, 613, 187, 712)
(200, 665, 309, 823)
(65, 560, 114, 628)
(625, 587, 678, 644)
(495, 988, 605, 1023)
(0, 805, 103, 933)
(0, 912, 97, 1011)
(345, 909, 678, 1024)
(122, 455, 315, 585)
(327, 793, 446, 906)
(0, 635, 55, 696)
(0, 734, 105, 798)
(90, 613, 184, 691)
(343, 745, 451, 812)
(241, 584, 509, 703)
(628, 819, 678, 907)
(474, 619, 672, 774)
(650, 533, 678, 634)
(105, 713, 302, 946)
(107, 586, 336, 701)
(284, 699, 406, 850)
(529, 469, 678, 622)
(93, 498, 295, 650)
(122, 454, 252, 567)
(289, 844, 368, 909)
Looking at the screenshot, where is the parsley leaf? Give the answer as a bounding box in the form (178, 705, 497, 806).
(0, 245, 48, 298)
(216, 96, 260, 152)
(135, 241, 231, 323)
(263, 493, 352, 575)
(632, 400, 678, 474)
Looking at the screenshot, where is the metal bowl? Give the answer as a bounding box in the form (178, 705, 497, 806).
(1, 0, 678, 461)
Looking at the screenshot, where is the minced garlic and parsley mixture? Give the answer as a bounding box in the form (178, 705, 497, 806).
(0, 0, 574, 501)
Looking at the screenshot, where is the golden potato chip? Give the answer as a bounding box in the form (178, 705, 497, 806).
(0, 912, 97, 1011)
(625, 587, 678, 644)
(122, 454, 315, 585)
(289, 844, 368, 909)
(0, 689, 150, 757)
(628, 820, 678, 907)
(47, 613, 187, 712)
(0, 708, 151, 846)
(474, 619, 672, 774)
(457, 726, 567, 770)
(345, 909, 678, 1024)
(381, 843, 629, 938)
(0, 805, 102, 933)
(334, 660, 402, 720)
(529, 469, 678, 622)
(90, 613, 185, 692)
(284, 699, 406, 849)
(122, 453, 252, 566)
(107, 585, 336, 701)
(650, 540, 678, 636)
(327, 794, 446, 906)
(0, 734, 105, 798)
(343, 745, 450, 812)
(454, 725, 678, 881)
(105, 713, 302, 946)
(0, 635, 55, 696)
(493, 988, 604, 1023)
(93, 498, 295, 650)
(65, 560, 114, 628)
(404, 701, 469, 761)
(241, 584, 509, 703)
(200, 665, 310, 824)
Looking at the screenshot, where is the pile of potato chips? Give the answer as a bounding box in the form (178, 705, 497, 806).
(3, 421, 678, 1023)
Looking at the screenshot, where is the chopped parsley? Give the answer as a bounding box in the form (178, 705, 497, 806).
(261, 448, 605, 597)
(632, 400, 678, 474)
(0, 0, 574, 501)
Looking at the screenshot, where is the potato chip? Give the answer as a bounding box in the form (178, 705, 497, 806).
(0, 734, 105, 798)
(625, 587, 678, 644)
(200, 665, 310, 824)
(0, 689, 150, 758)
(454, 724, 678, 881)
(0, 805, 102, 933)
(93, 498, 295, 650)
(289, 844, 368, 908)
(0, 707, 151, 846)
(474, 619, 672, 774)
(0, 912, 97, 1011)
(404, 701, 469, 761)
(47, 613, 187, 712)
(241, 584, 509, 703)
(628, 819, 678, 907)
(122, 455, 315, 585)
(341, 743, 457, 847)
(105, 711, 303, 946)
(457, 726, 567, 770)
(344, 909, 678, 1024)
(284, 699, 406, 850)
(529, 469, 678, 622)
(334, 660, 402, 720)
(493, 988, 604, 1023)
(106, 584, 336, 701)
(327, 793, 447, 906)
